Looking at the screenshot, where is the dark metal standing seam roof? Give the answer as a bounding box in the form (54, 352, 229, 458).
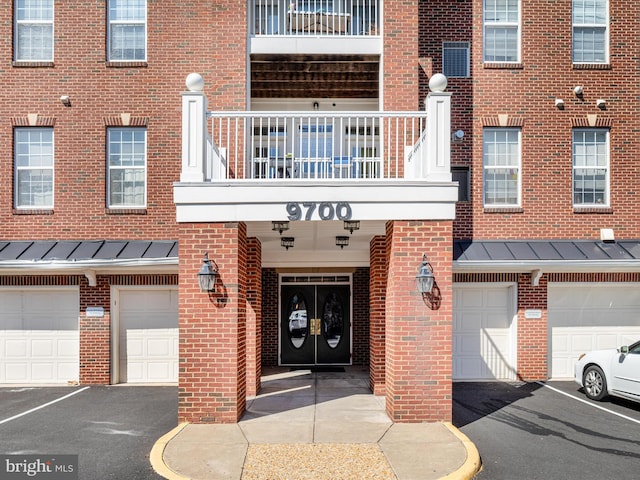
(453, 240, 640, 262)
(0, 240, 178, 262)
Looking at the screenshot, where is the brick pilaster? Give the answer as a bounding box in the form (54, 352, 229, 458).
(246, 237, 262, 396)
(385, 220, 452, 422)
(369, 235, 386, 395)
(178, 222, 247, 423)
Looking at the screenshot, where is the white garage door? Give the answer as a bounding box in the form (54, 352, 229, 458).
(0, 288, 79, 384)
(453, 285, 517, 380)
(116, 288, 178, 383)
(548, 284, 640, 379)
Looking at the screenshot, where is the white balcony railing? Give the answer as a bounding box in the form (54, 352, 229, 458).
(206, 112, 427, 181)
(252, 0, 379, 36)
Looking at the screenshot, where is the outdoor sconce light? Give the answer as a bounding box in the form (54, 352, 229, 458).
(555, 98, 565, 109)
(281, 237, 295, 250)
(343, 220, 360, 234)
(313, 101, 319, 110)
(272, 221, 290, 235)
(60, 95, 71, 107)
(198, 253, 218, 292)
(415, 254, 435, 295)
(335, 236, 350, 249)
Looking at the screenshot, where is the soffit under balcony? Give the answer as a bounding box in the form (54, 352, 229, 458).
(251, 54, 379, 98)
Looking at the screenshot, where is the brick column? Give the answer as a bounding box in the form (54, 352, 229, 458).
(369, 235, 386, 395)
(385, 220, 453, 423)
(246, 237, 262, 396)
(79, 276, 111, 384)
(517, 273, 548, 380)
(178, 222, 247, 423)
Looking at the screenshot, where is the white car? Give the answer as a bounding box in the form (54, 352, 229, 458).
(574, 340, 640, 403)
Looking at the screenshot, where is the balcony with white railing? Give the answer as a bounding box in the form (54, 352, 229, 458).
(252, 0, 379, 36)
(207, 112, 426, 181)
(175, 73, 457, 224)
(249, 0, 381, 55)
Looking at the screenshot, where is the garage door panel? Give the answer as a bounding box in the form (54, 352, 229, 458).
(117, 289, 178, 383)
(549, 285, 640, 379)
(453, 286, 516, 381)
(0, 289, 79, 384)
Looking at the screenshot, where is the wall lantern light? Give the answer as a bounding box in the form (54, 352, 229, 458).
(335, 236, 350, 249)
(198, 252, 218, 292)
(281, 237, 295, 250)
(272, 220, 290, 235)
(415, 254, 435, 295)
(343, 220, 360, 234)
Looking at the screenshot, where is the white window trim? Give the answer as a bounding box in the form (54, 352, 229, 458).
(443, 41, 470, 78)
(107, 127, 148, 209)
(482, 128, 522, 208)
(572, 128, 610, 207)
(14, 0, 54, 62)
(14, 127, 55, 209)
(483, 0, 521, 64)
(107, 0, 147, 62)
(572, 0, 609, 65)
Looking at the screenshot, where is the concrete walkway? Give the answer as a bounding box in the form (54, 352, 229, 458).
(151, 367, 480, 480)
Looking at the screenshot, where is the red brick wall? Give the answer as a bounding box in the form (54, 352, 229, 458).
(0, 1, 247, 240)
(352, 267, 370, 366)
(385, 221, 452, 423)
(369, 235, 386, 395)
(261, 268, 279, 367)
(246, 237, 262, 396)
(178, 223, 247, 423)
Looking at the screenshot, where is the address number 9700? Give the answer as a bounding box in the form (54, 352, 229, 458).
(286, 202, 352, 221)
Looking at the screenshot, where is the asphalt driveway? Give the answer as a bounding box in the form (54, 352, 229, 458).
(0, 385, 177, 480)
(454, 381, 640, 480)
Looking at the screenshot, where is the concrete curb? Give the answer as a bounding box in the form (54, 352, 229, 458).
(440, 422, 481, 480)
(150, 422, 191, 480)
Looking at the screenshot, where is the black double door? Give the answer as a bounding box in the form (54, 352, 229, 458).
(280, 284, 351, 365)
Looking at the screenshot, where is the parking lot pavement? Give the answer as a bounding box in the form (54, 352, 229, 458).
(453, 381, 640, 480)
(0, 385, 177, 480)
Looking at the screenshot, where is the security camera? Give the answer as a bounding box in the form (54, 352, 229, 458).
(452, 130, 465, 141)
(60, 95, 71, 107)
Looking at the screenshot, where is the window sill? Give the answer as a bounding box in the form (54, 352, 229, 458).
(573, 206, 612, 214)
(13, 208, 54, 215)
(483, 63, 523, 70)
(12, 61, 54, 68)
(572, 63, 611, 70)
(106, 208, 147, 215)
(483, 207, 524, 213)
(106, 61, 148, 68)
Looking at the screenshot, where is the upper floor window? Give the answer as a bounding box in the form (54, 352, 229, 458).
(15, 128, 54, 209)
(572, 129, 609, 206)
(572, 0, 608, 64)
(15, 0, 54, 62)
(483, 128, 521, 207)
(443, 42, 470, 78)
(107, 128, 147, 208)
(108, 0, 146, 62)
(483, 0, 520, 63)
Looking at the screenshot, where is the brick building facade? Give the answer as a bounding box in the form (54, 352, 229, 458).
(1, 0, 639, 424)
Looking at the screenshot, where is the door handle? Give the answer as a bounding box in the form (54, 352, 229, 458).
(311, 318, 321, 335)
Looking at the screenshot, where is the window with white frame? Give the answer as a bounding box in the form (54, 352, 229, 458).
(572, 0, 608, 64)
(15, 128, 54, 209)
(108, 0, 146, 61)
(107, 128, 147, 208)
(14, 0, 54, 62)
(483, 128, 521, 206)
(572, 129, 609, 206)
(443, 42, 470, 78)
(483, 0, 520, 63)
